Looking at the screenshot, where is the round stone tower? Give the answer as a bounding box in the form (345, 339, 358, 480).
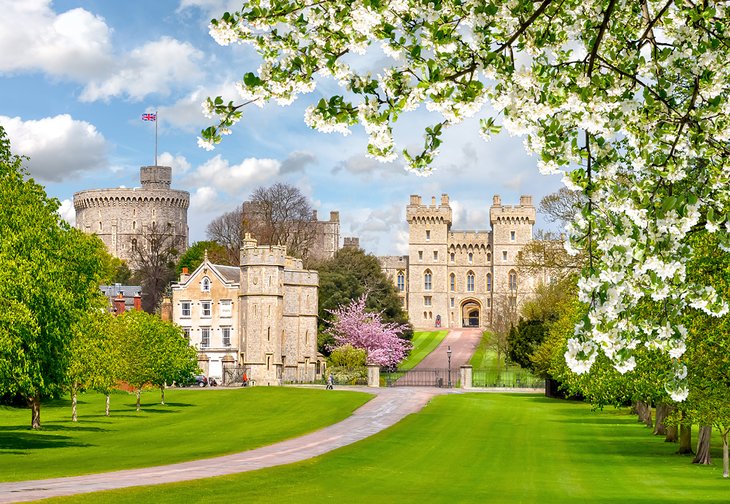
(73, 165, 189, 265)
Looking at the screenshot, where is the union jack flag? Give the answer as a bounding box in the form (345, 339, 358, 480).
(142, 113, 157, 121)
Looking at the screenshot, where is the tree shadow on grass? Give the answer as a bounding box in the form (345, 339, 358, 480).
(0, 431, 90, 452)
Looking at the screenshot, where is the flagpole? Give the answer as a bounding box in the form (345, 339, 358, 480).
(154, 110, 158, 166)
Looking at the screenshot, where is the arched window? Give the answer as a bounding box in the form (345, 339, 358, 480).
(201, 277, 211, 292)
(486, 273, 492, 292)
(397, 271, 405, 291)
(424, 270, 432, 291)
(131, 238, 137, 251)
(467, 271, 475, 292)
(468, 252, 473, 263)
(509, 270, 518, 291)
(450, 252, 455, 262)
(487, 252, 492, 262)
(450, 273, 455, 292)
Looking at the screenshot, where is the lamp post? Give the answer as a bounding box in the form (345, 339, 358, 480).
(447, 345, 452, 388)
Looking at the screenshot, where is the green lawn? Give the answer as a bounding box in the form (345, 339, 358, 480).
(398, 330, 449, 370)
(469, 331, 542, 387)
(47, 393, 729, 503)
(0, 387, 371, 482)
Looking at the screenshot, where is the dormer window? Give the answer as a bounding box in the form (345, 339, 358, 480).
(201, 277, 211, 292)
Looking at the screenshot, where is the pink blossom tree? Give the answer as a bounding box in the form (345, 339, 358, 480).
(326, 295, 411, 368)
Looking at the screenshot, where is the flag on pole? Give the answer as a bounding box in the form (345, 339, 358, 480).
(142, 113, 157, 121)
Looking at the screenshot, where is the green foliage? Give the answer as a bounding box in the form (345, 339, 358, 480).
(0, 126, 108, 427)
(175, 240, 231, 275)
(508, 319, 548, 371)
(328, 344, 367, 368)
(314, 247, 411, 353)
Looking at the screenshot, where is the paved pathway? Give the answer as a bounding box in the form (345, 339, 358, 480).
(413, 327, 483, 370)
(0, 387, 448, 503)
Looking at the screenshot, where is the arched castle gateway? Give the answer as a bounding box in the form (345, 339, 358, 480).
(380, 194, 541, 329)
(73, 166, 189, 265)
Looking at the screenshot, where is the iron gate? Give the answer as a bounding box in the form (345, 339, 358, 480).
(381, 368, 455, 388)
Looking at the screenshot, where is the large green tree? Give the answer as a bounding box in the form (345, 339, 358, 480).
(202, 0, 730, 399)
(0, 127, 108, 429)
(313, 247, 411, 353)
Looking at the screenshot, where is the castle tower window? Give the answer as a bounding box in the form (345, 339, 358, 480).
(424, 296, 432, 306)
(467, 271, 475, 292)
(201, 327, 210, 348)
(487, 253, 492, 262)
(509, 270, 518, 291)
(468, 252, 473, 263)
(450, 273, 455, 292)
(450, 297, 455, 308)
(201, 277, 211, 292)
(131, 238, 137, 251)
(222, 327, 231, 347)
(487, 273, 492, 292)
(99, 221, 103, 231)
(502, 251, 508, 261)
(418, 250, 423, 260)
(133, 221, 136, 231)
(424, 270, 432, 291)
(433, 251, 438, 261)
(426, 230, 431, 240)
(450, 252, 455, 262)
(397, 271, 405, 291)
(510, 230, 516, 241)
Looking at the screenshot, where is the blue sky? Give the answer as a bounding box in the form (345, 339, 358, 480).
(0, 0, 564, 256)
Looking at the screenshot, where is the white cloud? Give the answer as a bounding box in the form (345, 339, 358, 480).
(0, 1, 113, 80)
(190, 186, 220, 211)
(185, 155, 281, 195)
(58, 198, 76, 226)
(177, 0, 244, 19)
(80, 37, 204, 102)
(347, 203, 407, 256)
(0, 114, 107, 182)
(158, 152, 192, 175)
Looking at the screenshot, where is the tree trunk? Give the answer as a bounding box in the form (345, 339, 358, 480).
(653, 404, 669, 436)
(665, 425, 678, 443)
(105, 394, 110, 417)
(678, 413, 693, 454)
(636, 401, 653, 427)
(160, 385, 165, 405)
(136, 389, 141, 412)
(722, 429, 729, 478)
(28, 396, 41, 430)
(693, 425, 712, 465)
(71, 388, 78, 422)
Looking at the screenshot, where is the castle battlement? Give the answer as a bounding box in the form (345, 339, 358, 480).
(73, 165, 189, 265)
(489, 194, 536, 225)
(406, 194, 452, 225)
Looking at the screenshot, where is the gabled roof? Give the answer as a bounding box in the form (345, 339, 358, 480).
(174, 258, 240, 289)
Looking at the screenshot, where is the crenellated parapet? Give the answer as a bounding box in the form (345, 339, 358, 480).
(406, 194, 452, 226)
(73, 165, 189, 265)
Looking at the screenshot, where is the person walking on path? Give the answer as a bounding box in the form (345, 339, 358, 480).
(326, 374, 334, 390)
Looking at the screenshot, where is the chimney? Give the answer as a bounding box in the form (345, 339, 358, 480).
(180, 267, 190, 283)
(133, 292, 142, 311)
(114, 293, 126, 314)
(329, 211, 339, 223)
(160, 297, 172, 321)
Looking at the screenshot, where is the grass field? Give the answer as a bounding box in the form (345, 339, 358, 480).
(0, 387, 371, 482)
(469, 331, 542, 387)
(45, 393, 729, 503)
(398, 330, 449, 371)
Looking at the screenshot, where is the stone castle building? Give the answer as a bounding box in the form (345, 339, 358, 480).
(171, 235, 322, 385)
(380, 194, 540, 329)
(73, 165, 189, 265)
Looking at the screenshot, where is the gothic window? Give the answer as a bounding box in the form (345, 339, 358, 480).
(487, 253, 492, 262)
(487, 273, 492, 292)
(426, 230, 431, 240)
(201, 277, 211, 292)
(424, 270, 432, 290)
(433, 250, 438, 260)
(468, 252, 473, 263)
(509, 270, 518, 291)
(450, 252, 455, 262)
(131, 238, 137, 251)
(467, 271, 475, 292)
(450, 273, 455, 292)
(397, 271, 405, 291)
(510, 230, 516, 241)
(418, 250, 423, 260)
(502, 251, 508, 261)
